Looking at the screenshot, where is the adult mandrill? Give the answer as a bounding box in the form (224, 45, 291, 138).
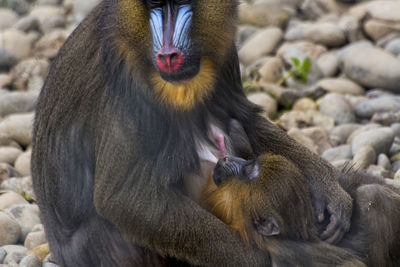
(32, 0, 352, 266)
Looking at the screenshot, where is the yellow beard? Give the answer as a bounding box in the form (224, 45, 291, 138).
(151, 58, 216, 110)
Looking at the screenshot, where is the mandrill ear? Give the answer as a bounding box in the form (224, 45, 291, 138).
(255, 216, 281, 236)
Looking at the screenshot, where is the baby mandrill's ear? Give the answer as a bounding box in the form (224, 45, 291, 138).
(255, 216, 280, 236)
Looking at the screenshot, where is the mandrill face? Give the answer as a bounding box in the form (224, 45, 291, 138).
(115, 0, 238, 109)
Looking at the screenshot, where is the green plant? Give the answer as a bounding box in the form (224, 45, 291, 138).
(278, 57, 312, 86)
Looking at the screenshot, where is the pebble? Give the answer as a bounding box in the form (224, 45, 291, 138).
(292, 98, 317, 111)
(315, 78, 365, 96)
(0, 113, 34, 147)
(384, 38, 400, 56)
(19, 255, 41, 267)
(353, 146, 377, 170)
(339, 45, 400, 93)
(0, 163, 21, 182)
(239, 2, 289, 28)
(377, 154, 392, 170)
(14, 151, 31, 177)
(351, 127, 395, 155)
(0, 147, 22, 165)
(0, 191, 28, 210)
(367, 165, 391, 178)
(0, 212, 21, 246)
(0, 29, 35, 59)
(301, 127, 332, 154)
(239, 27, 283, 66)
(317, 52, 339, 77)
(6, 204, 41, 242)
(0, 9, 19, 30)
(319, 93, 356, 125)
(0, 92, 38, 116)
(0, 247, 6, 263)
(2, 245, 27, 264)
(365, 0, 400, 22)
(329, 124, 361, 146)
(1, 176, 34, 196)
(354, 96, 400, 118)
(288, 128, 319, 154)
(371, 112, 400, 126)
(258, 57, 283, 83)
(11, 58, 49, 91)
(322, 145, 352, 163)
(285, 22, 346, 47)
(24, 230, 47, 250)
(247, 93, 278, 119)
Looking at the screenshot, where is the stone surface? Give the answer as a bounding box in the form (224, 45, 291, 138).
(292, 98, 317, 111)
(339, 44, 400, 93)
(6, 204, 41, 242)
(239, 2, 290, 28)
(355, 96, 400, 118)
(0, 191, 28, 210)
(317, 52, 339, 77)
(353, 145, 376, 170)
(315, 78, 365, 96)
(351, 127, 395, 155)
(0, 147, 22, 165)
(14, 151, 31, 177)
(19, 255, 41, 267)
(0, 92, 38, 116)
(2, 245, 27, 265)
(247, 93, 278, 119)
(322, 145, 352, 163)
(24, 230, 47, 250)
(0, 113, 34, 146)
(288, 128, 319, 154)
(0, 29, 35, 60)
(239, 27, 283, 66)
(319, 93, 356, 125)
(0, 9, 19, 30)
(0, 211, 21, 246)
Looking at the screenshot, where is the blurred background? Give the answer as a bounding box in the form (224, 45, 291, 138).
(0, 0, 400, 265)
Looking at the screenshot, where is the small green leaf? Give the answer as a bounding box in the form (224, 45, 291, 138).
(301, 58, 312, 73)
(290, 57, 301, 67)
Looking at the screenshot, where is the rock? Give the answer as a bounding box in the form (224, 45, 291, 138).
(29, 6, 65, 32)
(385, 38, 400, 56)
(38, 0, 63, 5)
(395, 169, 400, 180)
(279, 89, 303, 107)
(288, 128, 319, 154)
(0, 163, 22, 182)
(11, 59, 49, 91)
(14, 151, 31, 177)
(0, 147, 22, 165)
(239, 27, 283, 66)
(0, 30, 35, 60)
(237, 25, 258, 48)
(319, 93, 356, 125)
(258, 82, 284, 100)
(14, 16, 40, 33)
(353, 145, 376, 170)
(301, 127, 332, 154)
(366, 165, 391, 178)
(6, 0, 31, 15)
(285, 22, 346, 47)
(24, 231, 46, 250)
(0, 113, 34, 146)
(0, 247, 6, 263)
(339, 45, 400, 93)
(0, 211, 21, 246)
(365, 1, 400, 22)
(239, 2, 289, 28)
(355, 96, 400, 118)
(19, 255, 41, 267)
(371, 112, 400, 126)
(6, 204, 41, 242)
(322, 145, 352, 163)
(351, 127, 395, 155)
(0, 92, 38, 117)
(328, 124, 359, 147)
(315, 78, 364, 96)
(33, 30, 67, 60)
(73, 0, 101, 22)
(0, 9, 18, 30)
(0, 48, 18, 71)
(277, 111, 312, 130)
(317, 52, 339, 77)
(389, 137, 400, 156)
(392, 152, 400, 162)
(292, 98, 317, 111)
(27, 243, 49, 262)
(2, 245, 27, 264)
(1, 176, 34, 196)
(363, 19, 398, 41)
(258, 57, 283, 83)
(347, 124, 381, 144)
(377, 154, 392, 170)
(247, 93, 278, 119)
(0, 191, 28, 210)
(391, 123, 400, 137)
(0, 74, 12, 88)
(393, 160, 400, 172)
(300, 0, 340, 19)
(43, 262, 59, 267)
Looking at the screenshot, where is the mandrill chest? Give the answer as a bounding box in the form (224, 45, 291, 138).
(183, 124, 237, 202)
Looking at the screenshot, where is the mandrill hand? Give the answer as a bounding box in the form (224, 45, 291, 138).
(312, 182, 353, 244)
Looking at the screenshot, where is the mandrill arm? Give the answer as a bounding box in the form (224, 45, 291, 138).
(93, 121, 270, 266)
(243, 116, 352, 244)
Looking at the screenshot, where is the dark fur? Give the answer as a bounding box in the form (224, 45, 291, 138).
(32, 0, 352, 266)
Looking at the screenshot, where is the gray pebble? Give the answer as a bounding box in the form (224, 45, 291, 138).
(6, 205, 41, 242)
(353, 146, 376, 170)
(1, 245, 27, 264)
(322, 145, 352, 163)
(0, 191, 28, 210)
(355, 96, 400, 119)
(0, 247, 6, 264)
(391, 123, 400, 137)
(351, 127, 395, 155)
(392, 161, 400, 172)
(367, 165, 391, 178)
(319, 93, 356, 125)
(377, 154, 392, 170)
(19, 255, 41, 267)
(24, 230, 46, 250)
(329, 123, 361, 146)
(0, 211, 21, 246)
(371, 112, 400, 126)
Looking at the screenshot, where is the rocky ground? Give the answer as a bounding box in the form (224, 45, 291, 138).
(0, 0, 400, 266)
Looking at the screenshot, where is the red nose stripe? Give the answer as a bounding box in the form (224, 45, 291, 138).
(156, 50, 184, 73)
